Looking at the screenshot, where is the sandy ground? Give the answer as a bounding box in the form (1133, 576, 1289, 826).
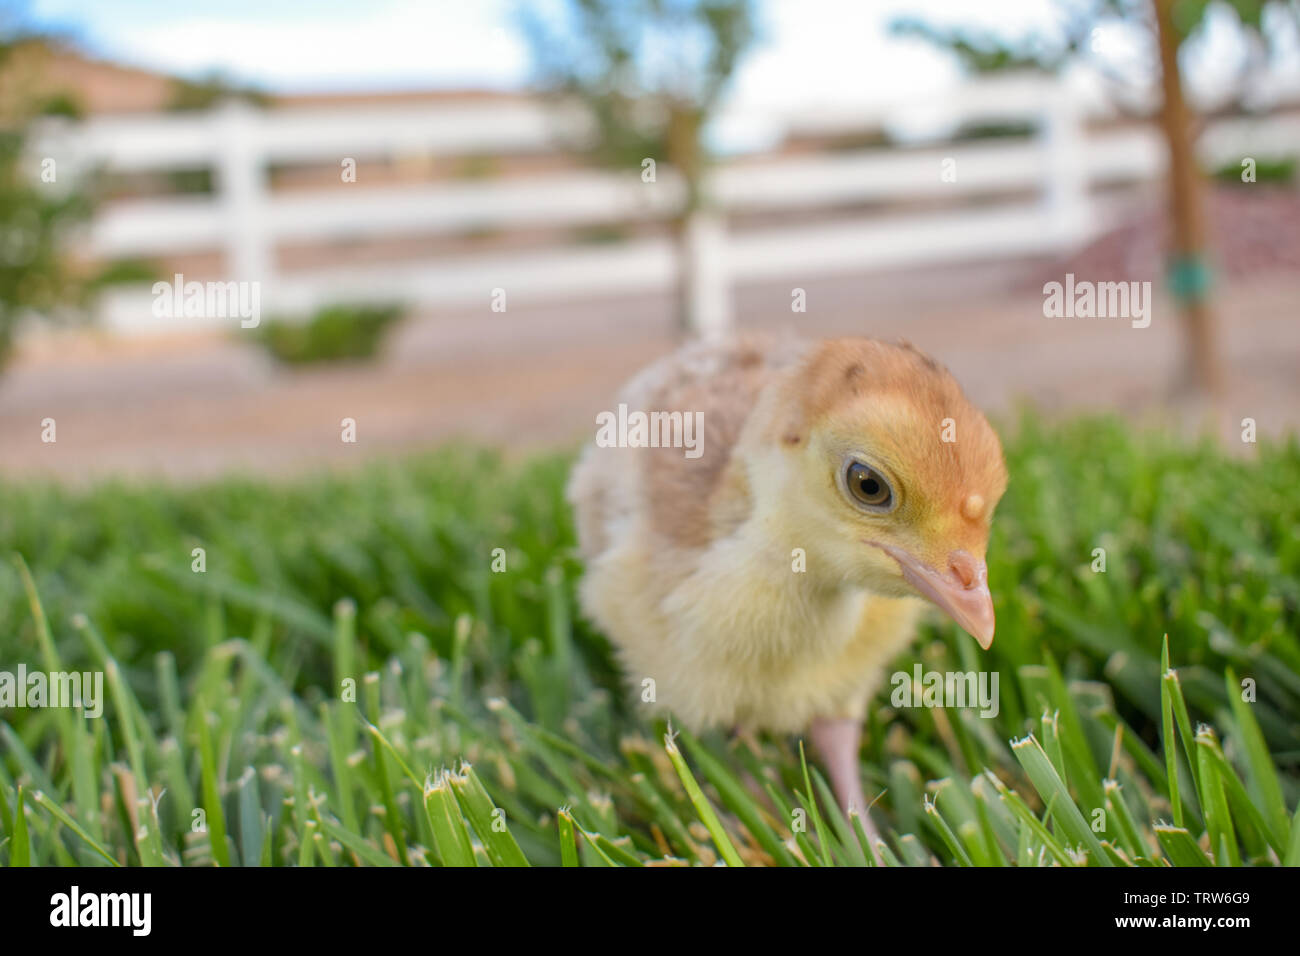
(1, 265, 1296, 483)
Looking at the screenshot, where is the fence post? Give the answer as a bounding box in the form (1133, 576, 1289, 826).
(1040, 77, 1092, 250)
(215, 100, 273, 298)
(683, 209, 731, 341)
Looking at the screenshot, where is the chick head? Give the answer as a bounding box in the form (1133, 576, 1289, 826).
(776, 338, 1008, 648)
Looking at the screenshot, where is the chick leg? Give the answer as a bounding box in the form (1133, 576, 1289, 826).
(810, 716, 884, 858)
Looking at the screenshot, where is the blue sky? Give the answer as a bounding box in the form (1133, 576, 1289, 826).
(15, 0, 1298, 110)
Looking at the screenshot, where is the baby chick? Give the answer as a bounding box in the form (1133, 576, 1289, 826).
(569, 334, 1007, 847)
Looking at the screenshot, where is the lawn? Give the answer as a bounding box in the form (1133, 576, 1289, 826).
(1, 415, 1298, 866)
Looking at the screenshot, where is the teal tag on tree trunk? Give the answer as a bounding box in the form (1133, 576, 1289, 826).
(1167, 255, 1213, 302)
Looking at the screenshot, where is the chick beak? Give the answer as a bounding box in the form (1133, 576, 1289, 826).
(875, 545, 995, 649)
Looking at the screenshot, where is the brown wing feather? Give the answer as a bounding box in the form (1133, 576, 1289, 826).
(568, 333, 805, 559)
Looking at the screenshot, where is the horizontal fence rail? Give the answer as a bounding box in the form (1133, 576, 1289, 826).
(32, 73, 1300, 334)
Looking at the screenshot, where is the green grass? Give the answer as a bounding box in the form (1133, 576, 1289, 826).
(1, 415, 1298, 866)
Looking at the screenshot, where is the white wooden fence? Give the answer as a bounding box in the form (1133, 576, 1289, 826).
(35, 73, 1300, 336)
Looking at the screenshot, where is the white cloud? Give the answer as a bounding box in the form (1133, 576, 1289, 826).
(33, 0, 530, 92)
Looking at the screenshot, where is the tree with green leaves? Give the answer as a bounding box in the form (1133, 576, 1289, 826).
(521, 0, 759, 338)
(0, 33, 96, 369)
(895, 0, 1295, 396)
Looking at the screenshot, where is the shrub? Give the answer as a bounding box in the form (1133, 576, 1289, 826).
(253, 302, 404, 365)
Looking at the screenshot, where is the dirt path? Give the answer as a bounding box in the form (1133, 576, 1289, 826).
(1, 270, 1296, 483)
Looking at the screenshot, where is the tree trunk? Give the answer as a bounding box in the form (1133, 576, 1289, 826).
(1153, 0, 1224, 396)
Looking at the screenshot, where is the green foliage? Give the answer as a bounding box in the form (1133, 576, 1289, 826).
(0, 126, 93, 367)
(253, 303, 404, 365)
(34, 92, 83, 120)
(953, 120, 1039, 142)
(889, 18, 1062, 74)
(1211, 156, 1296, 185)
(83, 258, 159, 291)
(1173, 0, 1268, 37)
(165, 168, 215, 195)
(0, 416, 1296, 865)
(892, 0, 1293, 94)
(166, 74, 270, 112)
(521, 0, 759, 193)
(0, 33, 99, 368)
(453, 154, 501, 181)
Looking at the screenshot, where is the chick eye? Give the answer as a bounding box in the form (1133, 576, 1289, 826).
(845, 461, 893, 510)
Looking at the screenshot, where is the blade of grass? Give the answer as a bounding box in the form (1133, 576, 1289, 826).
(448, 764, 530, 867)
(10, 786, 29, 867)
(676, 727, 798, 866)
(1160, 638, 1184, 828)
(316, 816, 398, 867)
(1194, 729, 1241, 866)
(924, 794, 974, 866)
(1224, 667, 1289, 846)
(664, 728, 743, 867)
(196, 713, 231, 867)
(558, 808, 579, 867)
(423, 773, 476, 867)
(1285, 803, 1300, 867)
(797, 741, 834, 867)
(30, 791, 119, 867)
(1154, 823, 1211, 866)
(1011, 735, 1111, 866)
